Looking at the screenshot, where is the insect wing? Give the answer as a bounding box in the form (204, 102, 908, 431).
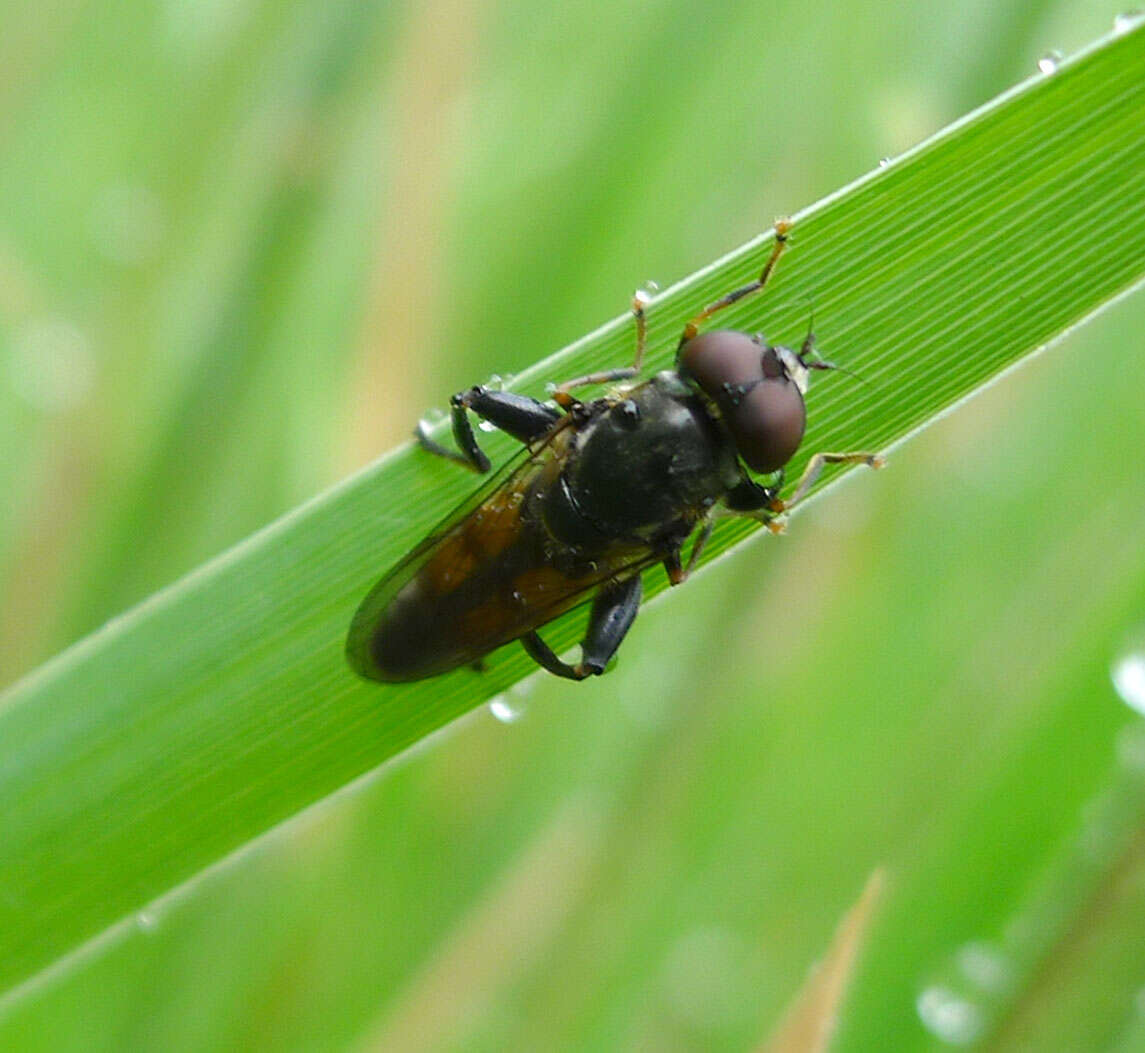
(345, 444, 533, 678)
(434, 522, 661, 674)
(346, 427, 664, 681)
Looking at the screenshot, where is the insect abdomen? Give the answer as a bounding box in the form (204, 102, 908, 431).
(347, 502, 596, 682)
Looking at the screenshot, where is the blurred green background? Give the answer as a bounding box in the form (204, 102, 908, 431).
(2, 0, 1145, 1049)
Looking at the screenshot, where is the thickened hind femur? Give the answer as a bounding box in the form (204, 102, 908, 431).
(678, 330, 806, 474)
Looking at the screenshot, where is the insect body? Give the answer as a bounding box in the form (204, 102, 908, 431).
(347, 220, 881, 682)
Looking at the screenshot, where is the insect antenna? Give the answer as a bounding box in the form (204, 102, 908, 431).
(804, 356, 870, 385)
(797, 306, 870, 386)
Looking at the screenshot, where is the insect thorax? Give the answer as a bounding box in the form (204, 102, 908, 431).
(546, 376, 740, 544)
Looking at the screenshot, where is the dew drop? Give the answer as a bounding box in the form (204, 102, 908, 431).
(878, 156, 891, 168)
(917, 985, 986, 1045)
(488, 690, 528, 723)
(1114, 10, 1144, 34)
(89, 182, 165, 264)
(478, 419, 497, 433)
(955, 942, 1013, 995)
(634, 281, 659, 308)
(1111, 633, 1145, 716)
(1037, 50, 1063, 74)
(485, 373, 504, 391)
(9, 317, 95, 412)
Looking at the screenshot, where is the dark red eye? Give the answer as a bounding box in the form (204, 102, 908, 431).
(679, 330, 806, 473)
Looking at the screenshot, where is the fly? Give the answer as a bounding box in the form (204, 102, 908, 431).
(347, 219, 882, 682)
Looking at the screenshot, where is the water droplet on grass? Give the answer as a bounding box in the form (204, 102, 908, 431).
(917, 985, 986, 1045)
(10, 318, 95, 412)
(1114, 10, 1144, 34)
(1112, 632, 1145, 715)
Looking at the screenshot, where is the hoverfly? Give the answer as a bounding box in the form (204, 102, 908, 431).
(347, 219, 881, 682)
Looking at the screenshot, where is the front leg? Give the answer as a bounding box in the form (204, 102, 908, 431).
(724, 474, 782, 515)
(677, 218, 792, 351)
(777, 451, 884, 512)
(521, 575, 644, 680)
(416, 386, 562, 473)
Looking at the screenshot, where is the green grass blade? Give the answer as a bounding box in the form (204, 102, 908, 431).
(1, 22, 1144, 1003)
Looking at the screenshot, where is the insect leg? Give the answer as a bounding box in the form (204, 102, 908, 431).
(550, 368, 639, 413)
(681, 521, 714, 582)
(549, 282, 658, 408)
(581, 575, 643, 672)
(550, 282, 657, 413)
(677, 218, 792, 351)
(724, 475, 782, 514)
(521, 632, 584, 679)
(521, 575, 644, 679)
(416, 387, 562, 473)
(778, 451, 884, 512)
(631, 286, 656, 370)
(663, 521, 714, 585)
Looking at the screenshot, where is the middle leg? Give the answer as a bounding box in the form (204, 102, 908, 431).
(548, 283, 661, 407)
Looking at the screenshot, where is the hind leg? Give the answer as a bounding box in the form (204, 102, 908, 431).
(521, 576, 644, 680)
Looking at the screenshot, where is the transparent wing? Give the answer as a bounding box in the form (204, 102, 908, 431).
(346, 423, 666, 681)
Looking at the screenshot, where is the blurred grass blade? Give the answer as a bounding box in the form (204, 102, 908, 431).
(1, 23, 1144, 1005)
(764, 869, 886, 1052)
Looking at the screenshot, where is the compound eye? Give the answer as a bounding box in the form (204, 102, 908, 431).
(678, 330, 764, 395)
(680, 330, 805, 473)
(726, 377, 805, 472)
